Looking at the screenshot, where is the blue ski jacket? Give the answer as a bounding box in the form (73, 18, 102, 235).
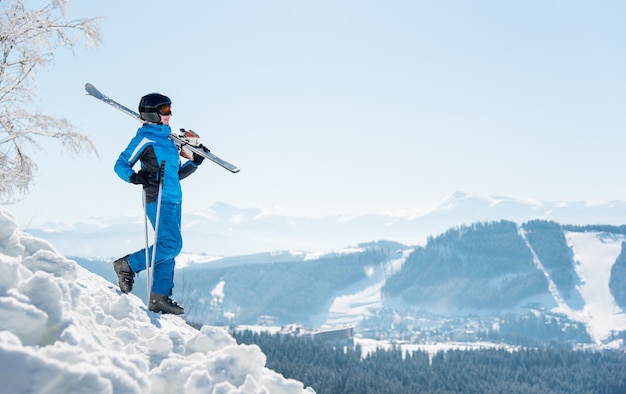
(114, 123, 198, 203)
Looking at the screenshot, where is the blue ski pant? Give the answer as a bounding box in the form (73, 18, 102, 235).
(128, 201, 182, 296)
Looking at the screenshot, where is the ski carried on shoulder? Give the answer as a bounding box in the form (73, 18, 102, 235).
(84, 83, 240, 173)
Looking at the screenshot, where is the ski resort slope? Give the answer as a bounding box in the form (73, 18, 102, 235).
(321, 229, 626, 348)
(0, 207, 313, 394)
(323, 248, 412, 327)
(563, 231, 626, 345)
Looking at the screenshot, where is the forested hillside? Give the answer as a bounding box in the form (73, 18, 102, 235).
(522, 220, 576, 296)
(233, 330, 626, 394)
(179, 246, 392, 324)
(383, 220, 547, 309)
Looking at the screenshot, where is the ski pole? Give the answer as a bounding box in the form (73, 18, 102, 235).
(143, 189, 150, 304)
(147, 161, 166, 304)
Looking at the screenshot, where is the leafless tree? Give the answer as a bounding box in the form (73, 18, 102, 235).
(0, 0, 101, 202)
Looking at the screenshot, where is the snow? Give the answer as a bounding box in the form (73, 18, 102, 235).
(354, 337, 507, 359)
(4, 197, 626, 392)
(210, 280, 226, 305)
(302, 247, 365, 261)
(0, 207, 314, 394)
(175, 253, 224, 269)
(563, 231, 626, 345)
(324, 249, 412, 326)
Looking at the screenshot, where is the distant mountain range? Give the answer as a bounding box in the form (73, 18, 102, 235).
(25, 192, 626, 259)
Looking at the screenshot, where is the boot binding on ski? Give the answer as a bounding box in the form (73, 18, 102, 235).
(113, 255, 135, 294)
(148, 293, 184, 315)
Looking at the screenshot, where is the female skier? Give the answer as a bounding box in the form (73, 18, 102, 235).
(112, 93, 203, 314)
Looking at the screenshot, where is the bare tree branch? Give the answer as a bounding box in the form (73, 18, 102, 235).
(0, 0, 101, 202)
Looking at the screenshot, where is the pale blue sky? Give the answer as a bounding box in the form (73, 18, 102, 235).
(8, 0, 626, 227)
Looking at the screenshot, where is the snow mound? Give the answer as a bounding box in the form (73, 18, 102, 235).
(0, 207, 314, 394)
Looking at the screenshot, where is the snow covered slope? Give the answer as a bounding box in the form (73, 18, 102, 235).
(322, 248, 413, 327)
(0, 207, 313, 394)
(562, 231, 626, 345)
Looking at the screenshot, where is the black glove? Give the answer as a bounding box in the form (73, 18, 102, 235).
(130, 170, 158, 187)
(193, 154, 204, 166)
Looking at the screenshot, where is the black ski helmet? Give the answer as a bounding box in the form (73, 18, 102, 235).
(138, 93, 172, 123)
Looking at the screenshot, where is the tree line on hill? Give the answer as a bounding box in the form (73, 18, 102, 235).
(383, 220, 546, 309)
(231, 329, 626, 393)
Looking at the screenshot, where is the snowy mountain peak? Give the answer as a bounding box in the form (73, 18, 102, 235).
(0, 207, 313, 393)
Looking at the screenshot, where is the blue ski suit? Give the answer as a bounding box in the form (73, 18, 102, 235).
(114, 123, 198, 296)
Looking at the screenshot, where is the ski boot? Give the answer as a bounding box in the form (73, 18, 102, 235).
(113, 255, 135, 294)
(148, 293, 185, 315)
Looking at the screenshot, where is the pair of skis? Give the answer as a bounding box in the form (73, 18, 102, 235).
(84, 83, 240, 173)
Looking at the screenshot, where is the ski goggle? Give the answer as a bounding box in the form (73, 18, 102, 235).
(158, 105, 172, 116)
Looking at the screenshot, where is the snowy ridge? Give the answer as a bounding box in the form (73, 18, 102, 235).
(0, 207, 313, 394)
(25, 192, 626, 259)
